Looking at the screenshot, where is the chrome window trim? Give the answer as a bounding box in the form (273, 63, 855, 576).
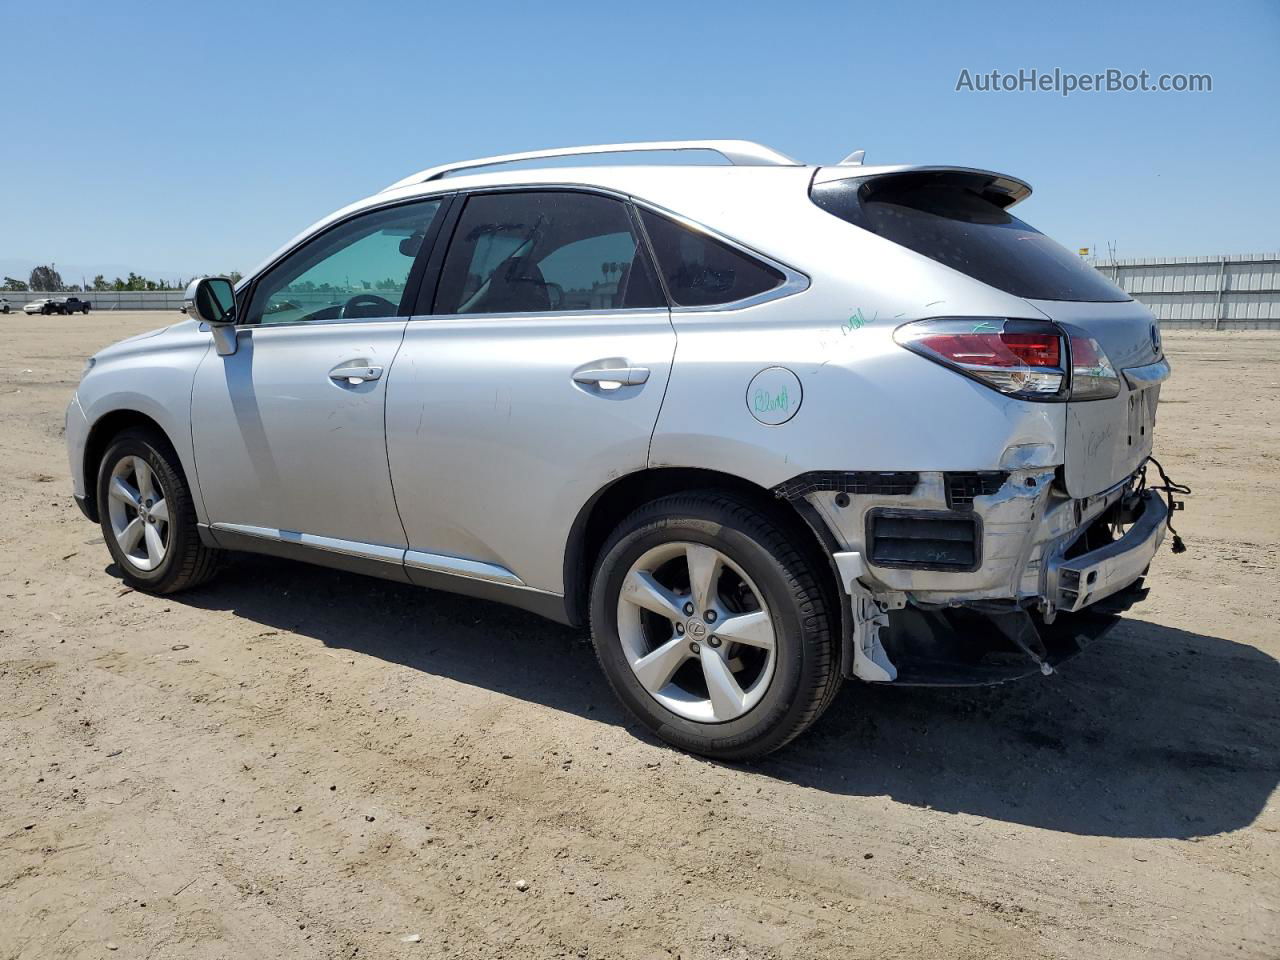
(627, 195, 810, 312)
(422, 183, 809, 317)
(236, 182, 809, 326)
(236, 314, 410, 332)
(407, 307, 670, 324)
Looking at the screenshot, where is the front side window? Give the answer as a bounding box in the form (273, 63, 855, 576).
(638, 208, 785, 307)
(434, 191, 663, 315)
(245, 199, 442, 326)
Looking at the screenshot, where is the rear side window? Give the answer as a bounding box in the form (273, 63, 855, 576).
(434, 191, 664, 315)
(638, 209, 784, 307)
(810, 174, 1129, 303)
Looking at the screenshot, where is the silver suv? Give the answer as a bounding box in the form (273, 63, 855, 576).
(67, 140, 1178, 759)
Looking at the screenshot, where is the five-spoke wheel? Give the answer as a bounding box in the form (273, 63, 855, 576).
(618, 542, 777, 723)
(96, 428, 221, 594)
(107, 455, 170, 571)
(591, 492, 840, 760)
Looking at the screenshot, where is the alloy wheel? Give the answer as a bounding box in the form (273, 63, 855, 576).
(616, 541, 777, 723)
(106, 455, 170, 571)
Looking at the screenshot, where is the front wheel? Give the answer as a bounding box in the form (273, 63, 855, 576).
(96, 428, 221, 594)
(589, 492, 840, 761)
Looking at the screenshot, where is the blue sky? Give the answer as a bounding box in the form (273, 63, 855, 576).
(2, 0, 1276, 281)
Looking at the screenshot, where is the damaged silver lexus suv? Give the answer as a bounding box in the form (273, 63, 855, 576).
(66, 140, 1186, 759)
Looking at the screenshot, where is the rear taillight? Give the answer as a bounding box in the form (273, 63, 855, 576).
(1066, 333, 1120, 399)
(894, 318, 1121, 402)
(894, 319, 1066, 399)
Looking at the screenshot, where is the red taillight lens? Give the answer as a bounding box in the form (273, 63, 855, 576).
(896, 320, 1067, 399)
(1001, 333, 1061, 367)
(915, 332, 1061, 369)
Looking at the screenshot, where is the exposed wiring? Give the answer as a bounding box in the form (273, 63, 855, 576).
(1139, 455, 1191, 553)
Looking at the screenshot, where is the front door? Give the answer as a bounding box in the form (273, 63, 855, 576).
(191, 197, 444, 558)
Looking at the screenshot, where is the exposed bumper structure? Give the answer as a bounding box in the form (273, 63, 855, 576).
(1046, 490, 1167, 615)
(781, 466, 1170, 685)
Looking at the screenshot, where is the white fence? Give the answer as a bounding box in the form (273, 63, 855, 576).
(1, 290, 187, 311)
(1095, 253, 1280, 329)
(6, 252, 1280, 329)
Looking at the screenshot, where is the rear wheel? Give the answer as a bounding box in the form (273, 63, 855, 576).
(589, 492, 840, 760)
(96, 428, 221, 594)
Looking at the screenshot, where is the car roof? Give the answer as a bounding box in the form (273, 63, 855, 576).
(242, 142, 1031, 286)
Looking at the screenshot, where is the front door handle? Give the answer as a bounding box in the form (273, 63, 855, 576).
(572, 366, 650, 389)
(329, 362, 383, 385)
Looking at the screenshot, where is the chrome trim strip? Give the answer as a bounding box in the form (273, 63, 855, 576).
(210, 523, 406, 564)
(408, 307, 670, 324)
(403, 549, 526, 587)
(208, 524, 563, 598)
(1122, 357, 1172, 389)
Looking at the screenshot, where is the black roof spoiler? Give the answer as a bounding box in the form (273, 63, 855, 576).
(813, 164, 1033, 209)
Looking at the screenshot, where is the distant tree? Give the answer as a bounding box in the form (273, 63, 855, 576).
(92, 275, 110, 291)
(29, 264, 64, 291)
(227, 271, 243, 285)
(2, 276, 28, 291)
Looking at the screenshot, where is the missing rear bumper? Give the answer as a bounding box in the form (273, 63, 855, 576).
(1045, 489, 1168, 615)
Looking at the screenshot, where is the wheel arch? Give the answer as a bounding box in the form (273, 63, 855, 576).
(562, 467, 848, 644)
(80, 409, 181, 522)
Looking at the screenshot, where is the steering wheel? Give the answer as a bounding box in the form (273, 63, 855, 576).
(340, 293, 397, 319)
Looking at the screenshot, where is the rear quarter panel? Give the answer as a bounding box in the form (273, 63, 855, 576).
(649, 197, 1067, 483)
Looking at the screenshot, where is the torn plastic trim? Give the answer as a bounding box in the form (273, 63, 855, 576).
(773, 470, 919, 501)
(831, 551, 901, 682)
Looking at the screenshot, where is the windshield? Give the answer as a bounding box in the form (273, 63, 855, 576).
(811, 173, 1129, 303)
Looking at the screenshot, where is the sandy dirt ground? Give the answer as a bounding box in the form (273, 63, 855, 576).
(1, 312, 1277, 960)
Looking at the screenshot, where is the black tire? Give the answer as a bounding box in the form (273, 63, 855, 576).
(96, 427, 221, 594)
(589, 492, 840, 761)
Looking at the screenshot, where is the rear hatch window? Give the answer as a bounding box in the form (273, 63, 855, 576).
(810, 172, 1129, 303)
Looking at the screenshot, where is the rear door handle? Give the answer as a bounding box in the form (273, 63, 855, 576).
(572, 366, 650, 388)
(329, 362, 383, 384)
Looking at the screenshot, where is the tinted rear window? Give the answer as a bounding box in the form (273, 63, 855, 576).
(638, 209, 784, 307)
(810, 174, 1129, 303)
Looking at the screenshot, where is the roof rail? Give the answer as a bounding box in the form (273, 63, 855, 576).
(380, 140, 800, 193)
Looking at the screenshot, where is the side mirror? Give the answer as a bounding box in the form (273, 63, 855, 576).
(184, 276, 238, 355)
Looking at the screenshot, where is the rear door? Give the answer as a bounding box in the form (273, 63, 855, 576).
(384, 189, 675, 595)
